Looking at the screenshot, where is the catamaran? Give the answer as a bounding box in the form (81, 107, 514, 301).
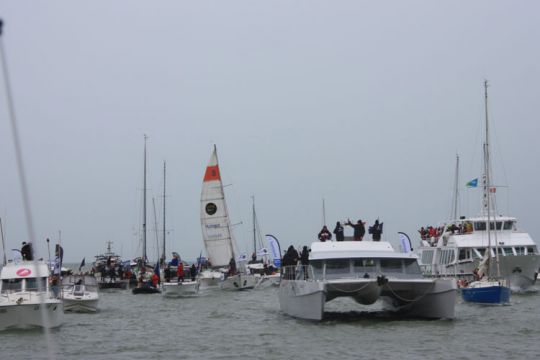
(417, 82, 540, 293)
(200, 146, 256, 290)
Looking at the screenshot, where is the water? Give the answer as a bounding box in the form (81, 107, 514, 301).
(2, 286, 540, 360)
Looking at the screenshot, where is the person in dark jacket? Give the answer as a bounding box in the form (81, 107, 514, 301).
(300, 246, 310, 279)
(369, 220, 383, 241)
(346, 219, 366, 241)
(333, 222, 345, 241)
(21, 242, 33, 261)
(190, 264, 197, 281)
(318, 226, 332, 242)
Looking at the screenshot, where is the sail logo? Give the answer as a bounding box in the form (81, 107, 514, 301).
(16, 268, 32, 277)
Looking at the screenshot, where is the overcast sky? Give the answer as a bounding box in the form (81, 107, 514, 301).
(1, 1, 539, 263)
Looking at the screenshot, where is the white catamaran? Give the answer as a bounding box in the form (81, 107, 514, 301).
(200, 146, 256, 290)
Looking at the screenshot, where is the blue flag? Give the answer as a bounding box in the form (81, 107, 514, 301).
(79, 257, 85, 272)
(154, 262, 160, 278)
(466, 178, 478, 188)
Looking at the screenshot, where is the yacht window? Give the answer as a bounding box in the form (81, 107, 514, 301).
(26, 277, 48, 291)
(515, 247, 525, 255)
(527, 247, 536, 255)
(325, 259, 351, 277)
(1, 278, 23, 292)
(353, 259, 377, 274)
(404, 259, 422, 275)
(474, 248, 486, 259)
(474, 222, 486, 231)
(380, 259, 403, 273)
(489, 222, 503, 230)
(497, 248, 506, 256)
(503, 221, 513, 230)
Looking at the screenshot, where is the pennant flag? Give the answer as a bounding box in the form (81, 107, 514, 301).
(79, 258, 86, 272)
(265, 234, 282, 268)
(398, 232, 413, 253)
(466, 178, 478, 188)
(237, 253, 248, 262)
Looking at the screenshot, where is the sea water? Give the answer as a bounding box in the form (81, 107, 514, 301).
(1, 282, 540, 360)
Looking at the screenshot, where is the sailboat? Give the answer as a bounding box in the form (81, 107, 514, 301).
(200, 146, 256, 290)
(460, 81, 510, 304)
(132, 135, 161, 294)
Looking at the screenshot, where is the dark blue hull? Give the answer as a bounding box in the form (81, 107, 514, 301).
(461, 285, 510, 304)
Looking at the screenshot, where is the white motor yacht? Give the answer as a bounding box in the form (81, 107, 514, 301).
(0, 260, 63, 330)
(62, 275, 99, 313)
(279, 241, 456, 321)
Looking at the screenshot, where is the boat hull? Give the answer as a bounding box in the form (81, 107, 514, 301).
(162, 281, 200, 297)
(279, 279, 326, 320)
(0, 301, 64, 330)
(198, 270, 222, 288)
(132, 286, 161, 294)
(461, 282, 510, 304)
(255, 274, 281, 289)
(63, 298, 99, 313)
(220, 274, 257, 290)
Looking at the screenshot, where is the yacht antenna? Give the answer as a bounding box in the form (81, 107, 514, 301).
(0, 218, 6, 266)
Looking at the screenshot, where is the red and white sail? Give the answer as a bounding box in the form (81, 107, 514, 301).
(200, 146, 236, 267)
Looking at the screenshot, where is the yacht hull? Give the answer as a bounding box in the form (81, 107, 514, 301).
(220, 274, 257, 290)
(162, 281, 200, 297)
(0, 301, 64, 330)
(63, 298, 99, 313)
(279, 280, 326, 320)
(461, 282, 510, 304)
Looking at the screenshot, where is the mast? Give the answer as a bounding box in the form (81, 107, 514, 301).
(162, 161, 166, 263)
(483, 80, 494, 278)
(451, 154, 460, 221)
(214, 145, 235, 259)
(322, 198, 326, 226)
(0, 217, 6, 266)
(142, 135, 148, 263)
(252, 195, 256, 255)
(152, 197, 159, 262)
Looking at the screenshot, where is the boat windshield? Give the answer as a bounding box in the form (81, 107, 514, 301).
(1, 278, 23, 292)
(25, 277, 48, 291)
(309, 257, 421, 280)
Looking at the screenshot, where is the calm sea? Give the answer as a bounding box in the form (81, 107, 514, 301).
(2, 279, 540, 360)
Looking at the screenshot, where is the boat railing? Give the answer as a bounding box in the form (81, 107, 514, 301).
(281, 265, 316, 281)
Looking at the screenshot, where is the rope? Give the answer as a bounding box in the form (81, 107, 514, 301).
(326, 281, 374, 293)
(383, 281, 436, 303)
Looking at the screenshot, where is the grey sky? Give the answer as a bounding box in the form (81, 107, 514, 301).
(1, 1, 539, 263)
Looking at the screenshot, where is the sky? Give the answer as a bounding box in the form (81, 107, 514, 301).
(0, 1, 539, 263)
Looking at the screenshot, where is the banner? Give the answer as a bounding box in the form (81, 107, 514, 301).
(265, 234, 282, 268)
(398, 232, 412, 253)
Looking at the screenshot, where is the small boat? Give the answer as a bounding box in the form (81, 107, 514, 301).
(132, 284, 161, 294)
(0, 260, 64, 330)
(162, 279, 200, 297)
(461, 279, 510, 304)
(279, 240, 457, 321)
(198, 269, 223, 288)
(93, 241, 129, 290)
(62, 275, 99, 313)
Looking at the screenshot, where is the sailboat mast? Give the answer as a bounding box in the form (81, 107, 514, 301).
(143, 135, 147, 263)
(252, 196, 256, 255)
(483, 80, 493, 278)
(451, 154, 460, 221)
(152, 197, 159, 262)
(162, 161, 166, 263)
(322, 198, 326, 226)
(0, 217, 6, 266)
(214, 145, 235, 258)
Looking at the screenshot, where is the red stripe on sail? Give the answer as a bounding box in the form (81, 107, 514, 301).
(203, 165, 221, 182)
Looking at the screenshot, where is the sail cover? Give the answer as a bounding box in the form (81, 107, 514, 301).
(200, 146, 235, 267)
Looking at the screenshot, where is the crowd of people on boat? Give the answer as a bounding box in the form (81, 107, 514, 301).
(419, 221, 474, 246)
(317, 218, 383, 242)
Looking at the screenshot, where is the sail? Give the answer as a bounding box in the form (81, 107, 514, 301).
(200, 147, 235, 267)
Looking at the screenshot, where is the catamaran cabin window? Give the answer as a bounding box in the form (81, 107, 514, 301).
(353, 259, 376, 274)
(1, 278, 23, 292)
(515, 247, 525, 255)
(325, 259, 351, 277)
(310, 260, 323, 278)
(25, 277, 48, 291)
(380, 259, 402, 273)
(459, 249, 468, 260)
(404, 259, 422, 275)
(527, 247, 536, 255)
(489, 222, 503, 230)
(473, 248, 486, 259)
(503, 221, 514, 230)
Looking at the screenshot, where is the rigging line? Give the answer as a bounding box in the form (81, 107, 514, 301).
(0, 20, 57, 360)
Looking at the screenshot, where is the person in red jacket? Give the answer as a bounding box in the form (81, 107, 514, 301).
(177, 262, 184, 283)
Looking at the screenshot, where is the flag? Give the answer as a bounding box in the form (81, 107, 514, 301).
(53, 256, 61, 275)
(79, 258, 85, 272)
(257, 248, 269, 257)
(237, 253, 248, 262)
(265, 234, 282, 268)
(154, 262, 160, 278)
(466, 178, 478, 188)
(489, 187, 496, 193)
(398, 232, 412, 253)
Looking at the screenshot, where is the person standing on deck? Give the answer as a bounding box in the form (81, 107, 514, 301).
(369, 219, 383, 241)
(346, 219, 366, 241)
(333, 222, 345, 242)
(318, 226, 332, 242)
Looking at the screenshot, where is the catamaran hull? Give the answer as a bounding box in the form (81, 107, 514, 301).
(220, 274, 257, 290)
(279, 278, 457, 320)
(162, 281, 200, 297)
(0, 302, 64, 330)
(279, 280, 326, 320)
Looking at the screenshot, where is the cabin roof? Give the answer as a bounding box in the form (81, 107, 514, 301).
(309, 241, 417, 260)
(0, 261, 50, 279)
